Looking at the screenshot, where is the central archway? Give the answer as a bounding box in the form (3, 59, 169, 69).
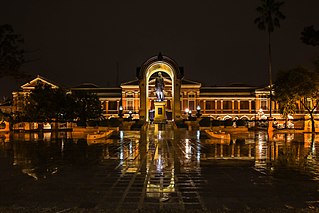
(137, 54, 183, 122)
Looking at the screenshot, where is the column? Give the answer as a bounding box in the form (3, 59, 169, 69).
(105, 101, 109, 114)
(203, 100, 206, 113)
(232, 100, 234, 113)
(215, 100, 217, 114)
(221, 100, 223, 113)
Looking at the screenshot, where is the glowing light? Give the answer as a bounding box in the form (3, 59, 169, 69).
(196, 130, 200, 140)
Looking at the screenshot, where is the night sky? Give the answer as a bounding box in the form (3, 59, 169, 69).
(1, 0, 319, 97)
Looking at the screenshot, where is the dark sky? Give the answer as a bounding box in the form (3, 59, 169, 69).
(1, 0, 319, 97)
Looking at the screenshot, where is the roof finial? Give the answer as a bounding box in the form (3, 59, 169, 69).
(157, 52, 163, 61)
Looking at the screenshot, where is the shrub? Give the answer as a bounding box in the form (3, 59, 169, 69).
(131, 120, 144, 130)
(199, 117, 211, 127)
(99, 119, 108, 127)
(87, 120, 98, 127)
(236, 119, 246, 126)
(109, 118, 121, 127)
(224, 119, 233, 126)
(175, 120, 186, 128)
(76, 120, 86, 127)
(211, 120, 220, 126)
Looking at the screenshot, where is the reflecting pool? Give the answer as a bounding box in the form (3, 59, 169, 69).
(0, 123, 319, 211)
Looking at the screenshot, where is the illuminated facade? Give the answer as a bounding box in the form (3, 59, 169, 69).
(11, 55, 318, 127)
(70, 55, 282, 122)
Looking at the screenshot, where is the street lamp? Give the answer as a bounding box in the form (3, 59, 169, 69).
(188, 110, 192, 119)
(185, 108, 189, 114)
(196, 105, 202, 118)
(128, 110, 133, 120)
(118, 106, 123, 118)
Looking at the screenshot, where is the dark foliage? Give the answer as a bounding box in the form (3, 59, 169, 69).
(108, 118, 121, 127)
(21, 83, 103, 123)
(211, 120, 220, 126)
(255, 0, 285, 33)
(175, 120, 186, 128)
(0, 24, 26, 79)
(224, 119, 233, 126)
(236, 119, 247, 127)
(72, 91, 103, 125)
(199, 117, 211, 127)
(301, 25, 319, 46)
(274, 67, 319, 132)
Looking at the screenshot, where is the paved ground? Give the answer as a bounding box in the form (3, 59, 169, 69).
(0, 123, 319, 212)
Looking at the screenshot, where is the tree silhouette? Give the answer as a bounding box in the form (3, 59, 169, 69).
(255, 0, 285, 117)
(72, 91, 103, 126)
(0, 24, 26, 79)
(274, 67, 319, 133)
(301, 26, 319, 46)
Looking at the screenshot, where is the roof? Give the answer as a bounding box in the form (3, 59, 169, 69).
(21, 75, 60, 90)
(200, 86, 257, 97)
(181, 79, 201, 85)
(70, 87, 122, 98)
(121, 79, 139, 86)
(72, 83, 99, 88)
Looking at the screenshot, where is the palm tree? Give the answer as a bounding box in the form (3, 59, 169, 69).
(255, 0, 285, 117)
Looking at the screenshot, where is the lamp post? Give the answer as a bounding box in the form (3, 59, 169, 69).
(118, 106, 123, 118)
(188, 110, 192, 119)
(185, 108, 189, 119)
(196, 105, 202, 118)
(128, 110, 133, 120)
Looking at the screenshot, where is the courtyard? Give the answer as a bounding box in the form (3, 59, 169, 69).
(0, 123, 319, 212)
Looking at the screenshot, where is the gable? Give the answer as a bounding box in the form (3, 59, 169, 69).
(21, 75, 59, 90)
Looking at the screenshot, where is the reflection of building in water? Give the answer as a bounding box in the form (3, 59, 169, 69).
(11, 141, 59, 180)
(256, 133, 313, 170)
(203, 138, 255, 160)
(115, 131, 141, 174)
(255, 132, 268, 169)
(145, 124, 175, 198)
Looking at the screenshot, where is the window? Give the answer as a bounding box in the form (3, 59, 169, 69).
(205, 101, 214, 110)
(223, 101, 232, 110)
(251, 101, 255, 110)
(126, 93, 133, 98)
(188, 93, 195, 98)
(234, 101, 238, 110)
(127, 100, 133, 110)
(261, 100, 267, 110)
(108, 101, 117, 110)
(189, 101, 195, 110)
(240, 101, 249, 110)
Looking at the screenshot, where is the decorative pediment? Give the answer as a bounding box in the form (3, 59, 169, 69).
(21, 75, 59, 90)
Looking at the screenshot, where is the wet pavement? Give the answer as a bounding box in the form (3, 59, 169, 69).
(1, 123, 319, 212)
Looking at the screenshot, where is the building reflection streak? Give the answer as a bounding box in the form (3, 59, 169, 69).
(255, 132, 268, 170)
(145, 124, 175, 198)
(196, 130, 201, 163)
(119, 130, 124, 162)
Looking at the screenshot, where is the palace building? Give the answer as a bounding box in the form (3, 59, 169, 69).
(10, 54, 312, 127)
